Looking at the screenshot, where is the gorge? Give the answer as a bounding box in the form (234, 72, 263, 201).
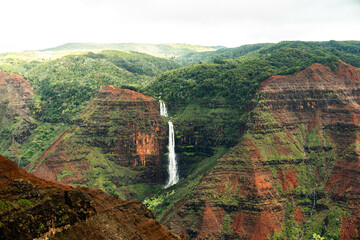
(163, 61, 360, 239)
(1, 40, 360, 239)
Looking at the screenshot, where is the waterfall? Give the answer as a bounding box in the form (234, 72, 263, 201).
(159, 100, 168, 117)
(159, 100, 179, 188)
(165, 121, 179, 188)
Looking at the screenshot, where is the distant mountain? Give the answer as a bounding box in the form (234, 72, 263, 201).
(41, 43, 216, 58)
(175, 43, 273, 65)
(209, 46, 227, 50)
(175, 40, 360, 66)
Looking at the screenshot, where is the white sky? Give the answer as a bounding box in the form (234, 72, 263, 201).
(1, 0, 360, 53)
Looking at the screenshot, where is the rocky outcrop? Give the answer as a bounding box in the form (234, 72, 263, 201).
(164, 62, 360, 239)
(30, 86, 167, 199)
(0, 71, 36, 160)
(0, 154, 180, 240)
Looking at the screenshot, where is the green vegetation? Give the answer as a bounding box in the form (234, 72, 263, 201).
(221, 214, 232, 234)
(144, 40, 360, 172)
(303, 204, 347, 240)
(3, 123, 69, 168)
(0, 49, 179, 123)
(0, 199, 32, 212)
(175, 41, 360, 67)
(273, 201, 302, 240)
(0, 49, 179, 167)
(148, 44, 344, 108)
(24, 52, 177, 122)
(144, 147, 229, 221)
(175, 43, 272, 65)
(85, 50, 180, 76)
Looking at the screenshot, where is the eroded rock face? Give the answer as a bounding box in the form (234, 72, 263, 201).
(164, 62, 360, 239)
(0, 71, 36, 160)
(31, 86, 167, 199)
(0, 154, 181, 240)
(0, 154, 94, 240)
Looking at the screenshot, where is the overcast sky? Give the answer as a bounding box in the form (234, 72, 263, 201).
(1, 0, 360, 53)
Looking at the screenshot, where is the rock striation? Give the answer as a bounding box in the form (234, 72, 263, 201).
(0, 71, 36, 160)
(30, 86, 167, 199)
(164, 62, 360, 239)
(0, 154, 180, 240)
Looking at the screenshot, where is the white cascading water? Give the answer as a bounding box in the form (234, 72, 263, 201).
(159, 100, 179, 188)
(165, 121, 179, 188)
(159, 100, 168, 117)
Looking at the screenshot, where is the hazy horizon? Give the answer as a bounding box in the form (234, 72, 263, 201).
(1, 0, 360, 53)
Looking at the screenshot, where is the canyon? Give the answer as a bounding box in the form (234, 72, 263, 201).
(1, 41, 360, 239)
(163, 62, 360, 239)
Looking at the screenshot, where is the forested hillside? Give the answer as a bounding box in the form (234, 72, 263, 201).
(0, 49, 179, 168)
(174, 40, 360, 66)
(175, 43, 272, 65)
(145, 40, 351, 158)
(142, 41, 360, 236)
(0, 50, 179, 122)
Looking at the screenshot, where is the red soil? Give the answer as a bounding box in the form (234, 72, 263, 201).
(277, 168, 298, 192)
(31, 131, 69, 171)
(0, 155, 70, 191)
(197, 201, 225, 239)
(245, 139, 263, 162)
(232, 210, 283, 240)
(161, 199, 186, 223)
(99, 85, 155, 101)
(294, 206, 305, 223)
(260, 62, 360, 89)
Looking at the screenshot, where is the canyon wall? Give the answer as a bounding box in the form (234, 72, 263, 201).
(164, 62, 360, 239)
(31, 86, 168, 200)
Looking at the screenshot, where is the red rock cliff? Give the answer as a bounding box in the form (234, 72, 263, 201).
(31, 86, 167, 199)
(164, 62, 360, 239)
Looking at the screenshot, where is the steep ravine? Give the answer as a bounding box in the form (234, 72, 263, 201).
(164, 62, 360, 239)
